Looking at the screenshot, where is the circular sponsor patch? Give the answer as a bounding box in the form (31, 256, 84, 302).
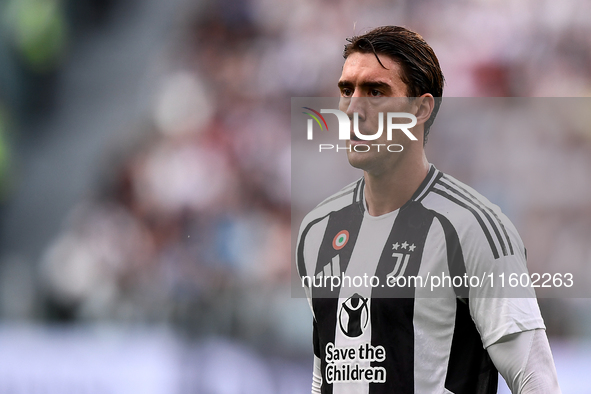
(338, 293, 369, 337)
(333, 230, 349, 250)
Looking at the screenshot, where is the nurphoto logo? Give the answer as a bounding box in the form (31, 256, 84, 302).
(302, 107, 418, 153)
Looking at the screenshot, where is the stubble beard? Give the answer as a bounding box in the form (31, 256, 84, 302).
(347, 146, 395, 178)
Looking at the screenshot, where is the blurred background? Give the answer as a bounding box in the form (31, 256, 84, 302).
(0, 0, 589, 392)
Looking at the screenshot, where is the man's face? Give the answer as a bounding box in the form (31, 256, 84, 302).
(338, 52, 418, 175)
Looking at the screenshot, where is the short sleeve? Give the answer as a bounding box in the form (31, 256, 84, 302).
(463, 217, 546, 348)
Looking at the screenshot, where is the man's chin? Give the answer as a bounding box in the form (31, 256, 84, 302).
(346, 151, 372, 170)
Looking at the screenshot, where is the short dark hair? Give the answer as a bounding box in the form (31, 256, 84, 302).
(343, 26, 444, 143)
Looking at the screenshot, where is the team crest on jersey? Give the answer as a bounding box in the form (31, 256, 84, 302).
(338, 293, 369, 338)
(387, 240, 415, 282)
(333, 230, 349, 250)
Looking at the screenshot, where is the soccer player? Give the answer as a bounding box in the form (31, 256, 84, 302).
(296, 26, 561, 393)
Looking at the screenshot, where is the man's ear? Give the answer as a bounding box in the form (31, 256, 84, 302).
(413, 94, 434, 126)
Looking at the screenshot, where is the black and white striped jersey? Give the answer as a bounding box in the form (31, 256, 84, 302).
(296, 164, 545, 394)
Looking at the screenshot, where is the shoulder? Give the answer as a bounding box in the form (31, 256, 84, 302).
(296, 177, 363, 279)
(420, 170, 524, 261)
(299, 177, 364, 232)
(422, 172, 504, 224)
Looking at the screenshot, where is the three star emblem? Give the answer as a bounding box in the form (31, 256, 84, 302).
(392, 241, 416, 252)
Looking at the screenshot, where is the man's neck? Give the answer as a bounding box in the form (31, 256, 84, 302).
(363, 154, 430, 216)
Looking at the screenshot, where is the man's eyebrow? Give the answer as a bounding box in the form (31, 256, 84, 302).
(360, 81, 392, 91)
(337, 80, 392, 91)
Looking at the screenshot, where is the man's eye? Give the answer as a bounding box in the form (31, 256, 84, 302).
(370, 89, 382, 97)
(341, 88, 353, 97)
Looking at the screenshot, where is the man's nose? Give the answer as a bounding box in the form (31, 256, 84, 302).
(343, 97, 366, 121)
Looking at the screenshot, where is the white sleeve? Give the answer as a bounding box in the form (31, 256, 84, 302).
(311, 355, 322, 394)
(487, 329, 561, 393)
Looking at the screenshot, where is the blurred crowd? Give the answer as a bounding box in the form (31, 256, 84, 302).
(0, 0, 590, 355)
